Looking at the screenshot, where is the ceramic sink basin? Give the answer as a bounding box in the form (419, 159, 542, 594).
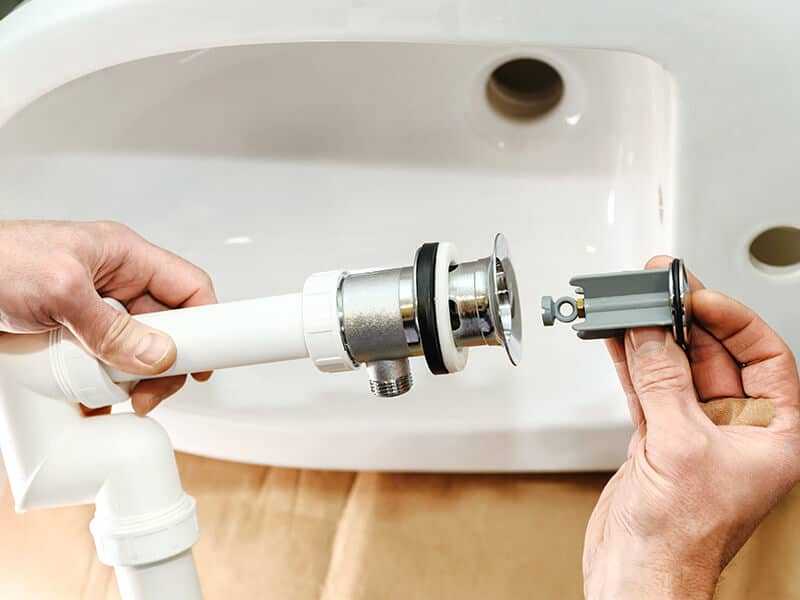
(1, 1, 797, 471)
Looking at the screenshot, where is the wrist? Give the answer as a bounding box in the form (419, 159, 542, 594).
(590, 537, 721, 600)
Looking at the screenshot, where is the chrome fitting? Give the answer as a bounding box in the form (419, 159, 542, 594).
(366, 359, 414, 398)
(305, 234, 523, 397)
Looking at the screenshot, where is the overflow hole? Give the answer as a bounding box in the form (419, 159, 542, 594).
(749, 226, 800, 273)
(486, 58, 564, 122)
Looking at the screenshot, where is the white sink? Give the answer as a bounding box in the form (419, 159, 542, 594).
(1, 1, 797, 471)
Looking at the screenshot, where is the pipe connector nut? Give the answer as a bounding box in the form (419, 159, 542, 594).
(50, 328, 132, 409)
(302, 270, 358, 373)
(91, 493, 200, 567)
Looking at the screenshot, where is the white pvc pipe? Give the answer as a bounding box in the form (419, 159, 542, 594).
(106, 293, 309, 383)
(0, 333, 84, 505)
(0, 291, 319, 599)
(116, 550, 201, 600)
(0, 332, 202, 600)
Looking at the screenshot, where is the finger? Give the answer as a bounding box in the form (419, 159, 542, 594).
(126, 292, 168, 315)
(701, 397, 774, 427)
(127, 293, 213, 383)
(644, 255, 706, 291)
(605, 338, 644, 428)
(58, 287, 176, 376)
(605, 256, 706, 428)
(643, 258, 763, 427)
(79, 404, 112, 417)
(693, 289, 794, 371)
(120, 233, 217, 309)
(691, 290, 799, 428)
(131, 375, 187, 415)
(689, 326, 745, 400)
(624, 327, 706, 427)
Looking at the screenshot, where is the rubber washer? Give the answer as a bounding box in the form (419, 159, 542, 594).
(415, 242, 448, 374)
(671, 258, 687, 351)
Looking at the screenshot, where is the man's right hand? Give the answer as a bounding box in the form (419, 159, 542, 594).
(583, 256, 800, 599)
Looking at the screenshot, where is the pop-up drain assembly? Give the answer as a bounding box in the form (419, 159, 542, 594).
(540, 258, 691, 350)
(304, 233, 522, 396)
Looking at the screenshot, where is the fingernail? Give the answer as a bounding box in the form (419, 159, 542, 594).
(134, 333, 171, 366)
(630, 328, 666, 353)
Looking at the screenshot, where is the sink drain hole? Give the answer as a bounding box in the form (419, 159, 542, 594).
(749, 226, 800, 273)
(486, 58, 564, 121)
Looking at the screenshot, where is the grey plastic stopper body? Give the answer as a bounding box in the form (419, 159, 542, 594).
(541, 258, 691, 350)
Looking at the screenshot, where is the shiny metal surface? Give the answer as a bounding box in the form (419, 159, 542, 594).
(398, 266, 421, 352)
(489, 233, 523, 366)
(447, 257, 501, 347)
(340, 268, 420, 363)
(338, 233, 521, 395)
(366, 358, 414, 397)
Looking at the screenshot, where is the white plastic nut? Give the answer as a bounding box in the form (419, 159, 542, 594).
(49, 298, 132, 409)
(91, 493, 200, 566)
(302, 271, 357, 373)
(50, 328, 132, 409)
(434, 242, 468, 373)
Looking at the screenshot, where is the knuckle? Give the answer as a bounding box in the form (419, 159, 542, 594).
(631, 355, 692, 397)
(645, 255, 672, 270)
(96, 311, 134, 356)
(46, 258, 87, 304)
(662, 428, 712, 468)
(787, 346, 798, 369)
(192, 268, 216, 298)
(93, 220, 131, 235)
(88, 220, 138, 245)
(197, 268, 214, 289)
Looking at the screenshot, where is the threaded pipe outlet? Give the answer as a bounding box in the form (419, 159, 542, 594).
(366, 359, 414, 398)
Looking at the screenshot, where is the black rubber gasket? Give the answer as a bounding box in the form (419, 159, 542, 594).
(415, 242, 449, 375)
(671, 258, 688, 351)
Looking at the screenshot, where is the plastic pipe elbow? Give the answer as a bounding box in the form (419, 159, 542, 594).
(14, 414, 199, 570)
(19, 415, 183, 513)
(0, 331, 199, 584)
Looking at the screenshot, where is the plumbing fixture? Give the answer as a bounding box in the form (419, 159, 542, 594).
(106, 233, 522, 398)
(333, 232, 522, 396)
(0, 331, 201, 600)
(541, 258, 691, 350)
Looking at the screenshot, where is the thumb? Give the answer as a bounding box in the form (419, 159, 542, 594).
(60, 292, 176, 377)
(624, 327, 703, 427)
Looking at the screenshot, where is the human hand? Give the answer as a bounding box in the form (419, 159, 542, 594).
(583, 256, 800, 599)
(0, 220, 217, 415)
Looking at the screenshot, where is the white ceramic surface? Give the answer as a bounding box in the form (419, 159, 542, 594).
(0, 1, 797, 471)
